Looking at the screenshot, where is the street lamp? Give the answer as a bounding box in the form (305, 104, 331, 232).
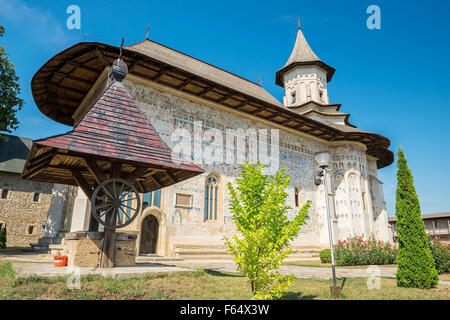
(314, 151, 340, 298)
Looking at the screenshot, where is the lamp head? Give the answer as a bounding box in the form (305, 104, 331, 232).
(315, 151, 331, 168)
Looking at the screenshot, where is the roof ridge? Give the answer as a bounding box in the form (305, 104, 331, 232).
(127, 39, 266, 90)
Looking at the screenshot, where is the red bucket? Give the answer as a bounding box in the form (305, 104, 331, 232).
(54, 255, 68, 267)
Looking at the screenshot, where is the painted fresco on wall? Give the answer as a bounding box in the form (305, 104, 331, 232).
(122, 79, 387, 243)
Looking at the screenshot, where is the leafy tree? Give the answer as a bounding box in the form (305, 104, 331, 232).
(395, 147, 438, 288)
(0, 226, 6, 249)
(0, 25, 24, 137)
(224, 163, 310, 299)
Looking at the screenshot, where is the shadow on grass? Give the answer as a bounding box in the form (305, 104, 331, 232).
(203, 269, 243, 278)
(280, 291, 318, 300)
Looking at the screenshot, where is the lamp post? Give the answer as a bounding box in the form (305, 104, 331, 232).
(314, 151, 339, 297)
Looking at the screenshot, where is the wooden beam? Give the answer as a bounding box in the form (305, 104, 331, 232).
(71, 170, 93, 199)
(123, 166, 150, 182)
(199, 86, 213, 97)
(28, 149, 55, 167)
(95, 48, 108, 66)
(112, 162, 122, 179)
(250, 106, 266, 115)
(47, 83, 87, 96)
(215, 93, 233, 103)
(148, 174, 162, 189)
(177, 78, 193, 89)
(67, 61, 101, 74)
(84, 158, 108, 185)
(266, 111, 284, 120)
(23, 162, 48, 179)
(152, 67, 169, 81)
(165, 171, 176, 184)
(53, 72, 94, 85)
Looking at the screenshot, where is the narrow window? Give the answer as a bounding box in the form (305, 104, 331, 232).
(28, 226, 35, 235)
(205, 175, 219, 220)
(153, 189, 161, 208)
(33, 192, 40, 202)
(362, 192, 367, 211)
(291, 92, 296, 104)
(143, 192, 152, 209)
(1, 189, 8, 199)
(294, 187, 300, 208)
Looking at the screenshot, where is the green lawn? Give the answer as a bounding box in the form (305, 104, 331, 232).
(0, 262, 448, 300)
(283, 260, 397, 269)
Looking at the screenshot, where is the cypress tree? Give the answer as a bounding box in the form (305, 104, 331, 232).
(395, 147, 438, 288)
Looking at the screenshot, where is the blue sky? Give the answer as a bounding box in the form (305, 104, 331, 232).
(1, 0, 449, 216)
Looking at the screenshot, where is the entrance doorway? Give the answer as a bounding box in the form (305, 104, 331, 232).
(139, 214, 159, 254)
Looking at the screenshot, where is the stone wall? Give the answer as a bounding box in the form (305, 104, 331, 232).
(0, 172, 62, 247)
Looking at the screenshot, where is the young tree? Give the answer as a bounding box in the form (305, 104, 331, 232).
(0, 25, 24, 137)
(224, 163, 310, 299)
(395, 147, 438, 288)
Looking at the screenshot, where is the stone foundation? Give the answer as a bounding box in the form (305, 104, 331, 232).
(63, 231, 136, 268)
(115, 233, 137, 267)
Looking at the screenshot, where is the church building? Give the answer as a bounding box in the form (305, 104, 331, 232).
(29, 25, 394, 259)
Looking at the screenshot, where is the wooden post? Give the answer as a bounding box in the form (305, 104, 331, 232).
(100, 228, 116, 268)
(99, 161, 121, 268)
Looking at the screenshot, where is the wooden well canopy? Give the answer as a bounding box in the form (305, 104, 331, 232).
(22, 58, 204, 197)
(30, 40, 393, 168)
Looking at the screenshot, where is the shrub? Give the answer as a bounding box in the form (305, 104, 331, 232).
(319, 249, 331, 263)
(395, 147, 438, 289)
(333, 236, 397, 266)
(0, 227, 6, 249)
(428, 237, 449, 274)
(224, 163, 310, 300)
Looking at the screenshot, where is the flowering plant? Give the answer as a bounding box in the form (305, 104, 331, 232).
(428, 236, 449, 274)
(333, 235, 397, 266)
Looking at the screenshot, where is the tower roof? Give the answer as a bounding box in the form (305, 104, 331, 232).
(275, 26, 335, 87)
(282, 26, 321, 67)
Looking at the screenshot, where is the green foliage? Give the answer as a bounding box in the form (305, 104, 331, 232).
(319, 249, 331, 263)
(0, 226, 6, 249)
(333, 236, 397, 266)
(0, 25, 24, 136)
(223, 163, 310, 300)
(395, 147, 439, 289)
(428, 236, 449, 274)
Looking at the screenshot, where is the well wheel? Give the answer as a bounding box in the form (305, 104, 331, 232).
(91, 178, 141, 229)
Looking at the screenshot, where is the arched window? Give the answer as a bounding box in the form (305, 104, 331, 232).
(294, 187, 300, 208)
(205, 174, 220, 220)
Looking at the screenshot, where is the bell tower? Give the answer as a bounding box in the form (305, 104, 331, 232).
(275, 24, 335, 107)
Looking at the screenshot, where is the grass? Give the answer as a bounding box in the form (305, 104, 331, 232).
(0, 262, 448, 300)
(283, 260, 396, 269)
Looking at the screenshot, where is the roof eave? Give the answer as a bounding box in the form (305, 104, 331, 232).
(275, 60, 336, 87)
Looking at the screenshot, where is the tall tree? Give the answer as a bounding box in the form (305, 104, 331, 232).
(0, 25, 24, 137)
(395, 147, 438, 288)
(224, 163, 310, 299)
